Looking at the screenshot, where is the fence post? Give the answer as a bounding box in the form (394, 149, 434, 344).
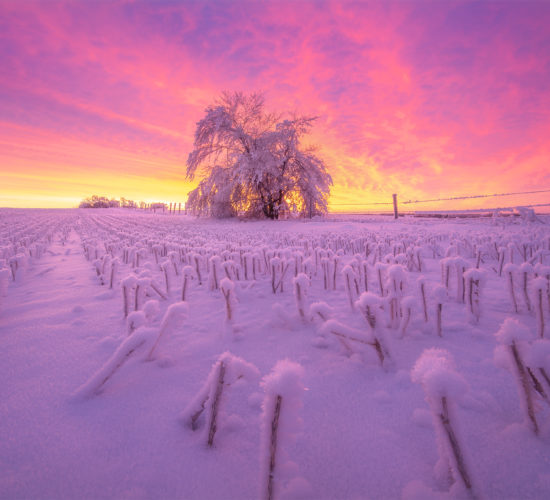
(392, 194, 398, 219)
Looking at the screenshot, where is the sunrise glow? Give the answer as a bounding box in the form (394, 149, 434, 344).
(1, 1, 549, 211)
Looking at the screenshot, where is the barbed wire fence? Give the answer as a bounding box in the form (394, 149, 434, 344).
(329, 188, 550, 218)
(142, 188, 549, 218)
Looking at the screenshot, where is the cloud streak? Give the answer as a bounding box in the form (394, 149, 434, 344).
(1, 0, 549, 209)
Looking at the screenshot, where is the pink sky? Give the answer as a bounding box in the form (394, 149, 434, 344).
(1, 0, 549, 210)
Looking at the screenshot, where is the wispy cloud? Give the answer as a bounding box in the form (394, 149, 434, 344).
(1, 0, 549, 208)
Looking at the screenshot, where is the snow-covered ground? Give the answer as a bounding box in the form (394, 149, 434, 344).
(1, 208, 549, 500)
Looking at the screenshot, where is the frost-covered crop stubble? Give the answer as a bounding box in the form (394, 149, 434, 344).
(1, 208, 550, 500)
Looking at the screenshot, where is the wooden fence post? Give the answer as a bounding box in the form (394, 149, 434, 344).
(392, 194, 398, 219)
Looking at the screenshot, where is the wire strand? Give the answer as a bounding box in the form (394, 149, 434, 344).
(413, 202, 550, 213)
(330, 188, 550, 208)
(401, 188, 550, 205)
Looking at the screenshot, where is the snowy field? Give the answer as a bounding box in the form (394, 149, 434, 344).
(1, 208, 550, 500)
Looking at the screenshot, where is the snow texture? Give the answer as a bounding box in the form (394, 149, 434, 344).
(73, 326, 156, 398)
(412, 348, 468, 402)
(495, 317, 532, 345)
(147, 301, 188, 358)
(181, 352, 260, 446)
(260, 359, 305, 500)
(411, 349, 474, 494)
(2, 209, 550, 500)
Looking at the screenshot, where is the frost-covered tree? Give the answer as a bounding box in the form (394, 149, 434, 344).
(185, 91, 332, 219)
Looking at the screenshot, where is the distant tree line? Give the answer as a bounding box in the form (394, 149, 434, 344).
(79, 195, 136, 208)
(78, 195, 166, 210)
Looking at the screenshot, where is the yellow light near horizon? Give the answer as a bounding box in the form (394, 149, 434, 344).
(0, 155, 196, 209)
(0, 193, 83, 209)
(0, 121, 197, 209)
